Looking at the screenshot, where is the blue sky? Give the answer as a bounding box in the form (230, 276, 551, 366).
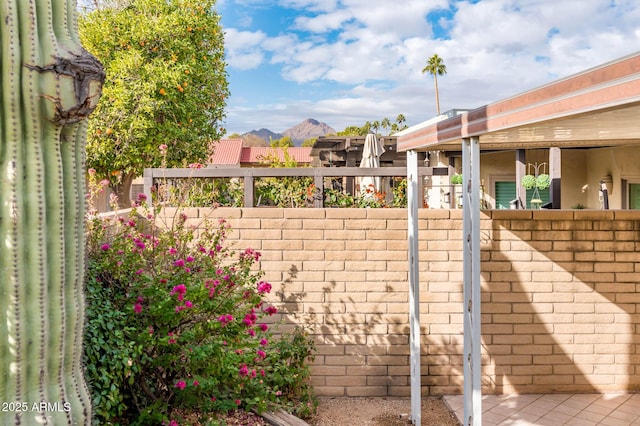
(217, 0, 640, 135)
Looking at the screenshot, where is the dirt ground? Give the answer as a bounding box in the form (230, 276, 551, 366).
(307, 397, 460, 426)
(204, 396, 460, 425)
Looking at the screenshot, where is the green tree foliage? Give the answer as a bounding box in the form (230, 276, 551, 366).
(301, 137, 317, 147)
(270, 135, 294, 147)
(79, 0, 229, 207)
(243, 134, 270, 147)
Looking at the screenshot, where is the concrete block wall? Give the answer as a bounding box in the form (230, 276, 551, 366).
(159, 207, 640, 397)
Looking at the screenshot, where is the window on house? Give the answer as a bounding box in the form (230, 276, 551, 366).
(495, 181, 550, 209)
(629, 183, 640, 209)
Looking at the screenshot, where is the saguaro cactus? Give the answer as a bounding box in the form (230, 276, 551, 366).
(1, 1, 104, 425)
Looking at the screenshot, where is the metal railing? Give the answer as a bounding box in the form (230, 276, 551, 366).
(143, 166, 451, 208)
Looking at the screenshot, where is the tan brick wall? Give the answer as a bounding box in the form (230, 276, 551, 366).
(159, 207, 640, 396)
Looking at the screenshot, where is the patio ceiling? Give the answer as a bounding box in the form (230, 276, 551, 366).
(397, 51, 640, 152)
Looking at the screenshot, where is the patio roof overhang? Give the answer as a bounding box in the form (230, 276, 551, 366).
(397, 51, 640, 152)
(402, 51, 640, 426)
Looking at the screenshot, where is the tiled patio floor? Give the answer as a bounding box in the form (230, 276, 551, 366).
(443, 393, 640, 426)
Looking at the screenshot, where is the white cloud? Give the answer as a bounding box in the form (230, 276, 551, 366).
(221, 0, 640, 134)
(224, 28, 268, 70)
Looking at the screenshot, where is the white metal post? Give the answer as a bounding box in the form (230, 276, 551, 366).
(462, 137, 482, 426)
(407, 150, 421, 425)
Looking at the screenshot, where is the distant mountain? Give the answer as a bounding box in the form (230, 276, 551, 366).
(242, 128, 283, 144)
(282, 119, 336, 145)
(241, 119, 336, 146)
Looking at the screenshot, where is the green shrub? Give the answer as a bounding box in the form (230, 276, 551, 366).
(84, 197, 316, 425)
(450, 173, 463, 185)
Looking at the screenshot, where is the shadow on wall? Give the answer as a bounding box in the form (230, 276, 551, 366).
(274, 264, 465, 397)
(484, 215, 640, 393)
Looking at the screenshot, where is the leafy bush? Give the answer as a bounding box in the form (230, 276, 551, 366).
(450, 173, 463, 185)
(255, 176, 317, 207)
(323, 177, 407, 208)
(84, 198, 316, 425)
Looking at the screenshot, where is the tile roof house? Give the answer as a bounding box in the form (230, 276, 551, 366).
(208, 139, 313, 167)
(208, 138, 244, 167)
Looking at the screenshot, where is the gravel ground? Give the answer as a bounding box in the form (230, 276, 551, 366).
(181, 396, 460, 425)
(307, 397, 460, 426)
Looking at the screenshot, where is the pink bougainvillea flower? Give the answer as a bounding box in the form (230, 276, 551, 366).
(100, 243, 110, 251)
(159, 144, 168, 152)
(217, 314, 233, 326)
(243, 313, 257, 327)
(168, 247, 178, 255)
(173, 259, 185, 267)
(259, 323, 269, 332)
(184, 300, 193, 308)
(247, 329, 256, 337)
(260, 339, 268, 346)
(257, 281, 272, 294)
(235, 399, 241, 406)
(238, 364, 249, 377)
(264, 306, 278, 316)
(134, 303, 143, 314)
(175, 381, 186, 390)
(257, 350, 266, 359)
(135, 269, 144, 275)
(185, 256, 195, 262)
(137, 192, 147, 201)
(170, 284, 187, 301)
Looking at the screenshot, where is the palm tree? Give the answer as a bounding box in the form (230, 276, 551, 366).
(422, 54, 447, 115)
(371, 120, 380, 135)
(381, 117, 391, 135)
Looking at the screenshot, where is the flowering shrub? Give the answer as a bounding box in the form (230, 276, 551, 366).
(155, 177, 245, 207)
(84, 196, 316, 425)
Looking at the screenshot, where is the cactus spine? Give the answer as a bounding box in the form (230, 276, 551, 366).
(1, 1, 104, 424)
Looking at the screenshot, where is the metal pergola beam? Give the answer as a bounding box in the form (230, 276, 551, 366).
(462, 137, 482, 425)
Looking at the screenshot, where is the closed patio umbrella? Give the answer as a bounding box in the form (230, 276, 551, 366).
(359, 133, 385, 197)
